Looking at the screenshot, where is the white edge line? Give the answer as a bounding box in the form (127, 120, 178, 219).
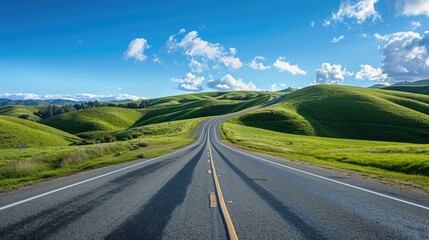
(212, 120, 429, 211)
(0, 120, 212, 211)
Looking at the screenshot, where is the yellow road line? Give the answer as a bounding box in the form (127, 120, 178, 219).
(208, 143, 238, 240)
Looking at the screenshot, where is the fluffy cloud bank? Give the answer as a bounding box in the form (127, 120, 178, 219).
(376, 31, 429, 82)
(124, 38, 150, 62)
(331, 0, 380, 24)
(314, 63, 353, 84)
(396, 0, 429, 16)
(207, 74, 257, 91)
(167, 29, 242, 72)
(0, 93, 146, 101)
(273, 57, 307, 75)
(171, 73, 204, 92)
(355, 64, 388, 83)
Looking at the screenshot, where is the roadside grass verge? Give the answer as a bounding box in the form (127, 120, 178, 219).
(221, 120, 429, 189)
(0, 118, 205, 191)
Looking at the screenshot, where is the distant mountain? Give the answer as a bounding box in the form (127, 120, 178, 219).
(278, 87, 297, 93)
(369, 79, 429, 95)
(392, 79, 429, 86)
(0, 99, 82, 106)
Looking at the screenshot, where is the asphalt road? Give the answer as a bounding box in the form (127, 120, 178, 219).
(1, 98, 428, 239)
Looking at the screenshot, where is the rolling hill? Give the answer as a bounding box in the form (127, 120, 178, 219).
(40, 91, 277, 134)
(234, 85, 429, 143)
(380, 85, 429, 95)
(132, 91, 274, 126)
(370, 79, 429, 95)
(0, 116, 79, 148)
(391, 79, 429, 86)
(0, 105, 41, 121)
(41, 107, 144, 134)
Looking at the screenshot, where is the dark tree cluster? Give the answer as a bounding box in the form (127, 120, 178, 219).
(116, 100, 151, 109)
(34, 101, 103, 119)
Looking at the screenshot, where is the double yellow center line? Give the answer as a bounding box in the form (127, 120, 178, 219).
(208, 140, 238, 240)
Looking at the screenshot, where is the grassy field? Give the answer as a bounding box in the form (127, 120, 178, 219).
(36, 91, 276, 135)
(0, 105, 41, 121)
(41, 107, 144, 134)
(221, 120, 429, 188)
(0, 116, 80, 148)
(237, 85, 429, 143)
(381, 85, 429, 95)
(0, 117, 205, 191)
(131, 91, 275, 126)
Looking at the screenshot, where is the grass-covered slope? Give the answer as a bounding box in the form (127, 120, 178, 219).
(221, 121, 429, 185)
(41, 107, 144, 134)
(0, 116, 79, 148)
(133, 91, 274, 126)
(0, 106, 41, 121)
(380, 85, 429, 95)
(236, 85, 429, 143)
(40, 91, 276, 134)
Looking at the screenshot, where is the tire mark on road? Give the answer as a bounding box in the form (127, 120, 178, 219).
(106, 146, 206, 240)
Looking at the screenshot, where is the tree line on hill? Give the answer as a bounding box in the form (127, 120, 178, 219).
(32, 100, 151, 119)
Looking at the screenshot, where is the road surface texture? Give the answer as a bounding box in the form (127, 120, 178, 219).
(1, 98, 428, 239)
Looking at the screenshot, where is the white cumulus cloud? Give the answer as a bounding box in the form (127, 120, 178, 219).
(314, 63, 353, 84)
(171, 72, 204, 92)
(220, 56, 243, 70)
(331, 35, 345, 43)
(355, 64, 389, 83)
(332, 0, 380, 24)
(207, 74, 257, 91)
(249, 56, 271, 70)
(124, 38, 150, 62)
(273, 57, 307, 75)
(167, 30, 243, 71)
(396, 0, 429, 16)
(376, 31, 429, 82)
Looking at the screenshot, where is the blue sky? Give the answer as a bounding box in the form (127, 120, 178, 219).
(1, 0, 429, 100)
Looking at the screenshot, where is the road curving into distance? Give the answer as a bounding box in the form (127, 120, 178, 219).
(0, 96, 428, 239)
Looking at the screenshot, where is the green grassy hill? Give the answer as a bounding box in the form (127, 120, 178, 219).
(0, 116, 79, 148)
(235, 85, 429, 143)
(0, 106, 41, 121)
(380, 85, 429, 95)
(392, 79, 429, 86)
(41, 107, 144, 134)
(40, 91, 276, 134)
(133, 91, 275, 126)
